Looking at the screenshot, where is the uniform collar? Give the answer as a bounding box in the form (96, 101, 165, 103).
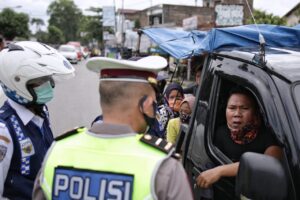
(89, 122, 136, 135)
(8, 99, 44, 128)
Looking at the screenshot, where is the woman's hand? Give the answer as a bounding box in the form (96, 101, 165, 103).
(196, 166, 223, 188)
(196, 163, 239, 188)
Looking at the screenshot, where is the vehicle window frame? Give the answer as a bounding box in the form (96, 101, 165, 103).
(183, 54, 213, 168)
(291, 81, 300, 118)
(205, 56, 278, 165)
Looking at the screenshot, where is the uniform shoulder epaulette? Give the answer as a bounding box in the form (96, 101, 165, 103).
(140, 134, 175, 154)
(54, 126, 85, 141)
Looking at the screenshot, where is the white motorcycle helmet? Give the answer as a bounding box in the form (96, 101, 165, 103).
(0, 41, 75, 105)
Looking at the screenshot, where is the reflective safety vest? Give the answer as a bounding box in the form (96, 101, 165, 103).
(40, 128, 167, 200)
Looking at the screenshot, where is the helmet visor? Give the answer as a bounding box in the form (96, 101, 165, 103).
(27, 76, 54, 87)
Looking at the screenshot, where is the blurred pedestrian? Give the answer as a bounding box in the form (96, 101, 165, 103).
(167, 95, 195, 144)
(33, 56, 193, 200)
(165, 82, 184, 117)
(0, 41, 75, 199)
(183, 65, 202, 96)
(148, 70, 169, 138)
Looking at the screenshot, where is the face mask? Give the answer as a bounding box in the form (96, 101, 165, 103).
(33, 81, 54, 104)
(140, 96, 157, 129)
(180, 113, 191, 124)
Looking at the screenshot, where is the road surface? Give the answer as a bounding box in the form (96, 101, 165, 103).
(48, 59, 101, 137)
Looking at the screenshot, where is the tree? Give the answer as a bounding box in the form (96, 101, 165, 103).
(47, 25, 65, 44)
(79, 7, 103, 46)
(35, 31, 49, 43)
(47, 0, 82, 42)
(0, 8, 30, 40)
(247, 10, 286, 25)
(134, 19, 141, 29)
(31, 18, 45, 33)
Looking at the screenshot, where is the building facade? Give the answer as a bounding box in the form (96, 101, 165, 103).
(284, 3, 300, 26)
(117, 0, 253, 30)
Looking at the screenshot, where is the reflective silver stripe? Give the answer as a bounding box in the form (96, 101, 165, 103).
(40, 141, 57, 197)
(100, 78, 148, 83)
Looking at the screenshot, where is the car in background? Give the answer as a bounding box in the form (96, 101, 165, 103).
(81, 46, 89, 59)
(58, 44, 78, 64)
(67, 41, 83, 61)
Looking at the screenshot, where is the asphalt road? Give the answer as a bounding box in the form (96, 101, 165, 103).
(47, 59, 101, 137)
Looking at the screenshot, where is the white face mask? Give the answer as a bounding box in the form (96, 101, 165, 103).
(33, 81, 54, 104)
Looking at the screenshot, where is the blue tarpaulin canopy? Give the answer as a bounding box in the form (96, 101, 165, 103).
(142, 28, 207, 59)
(142, 24, 300, 59)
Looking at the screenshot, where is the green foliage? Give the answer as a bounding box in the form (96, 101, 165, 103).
(134, 19, 141, 29)
(79, 7, 103, 46)
(35, 26, 64, 44)
(35, 31, 49, 43)
(31, 18, 45, 33)
(0, 8, 30, 40)
(47, 25, 65, 44)
(247, 10, 286, 25)
(47, 0, 82, 42)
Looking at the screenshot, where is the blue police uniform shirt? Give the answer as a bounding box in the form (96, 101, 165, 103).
(0, 99, 53, 200)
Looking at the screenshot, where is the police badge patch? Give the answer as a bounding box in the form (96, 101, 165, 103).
(20, 138, 35, 157)
(0, 145, 7, 162)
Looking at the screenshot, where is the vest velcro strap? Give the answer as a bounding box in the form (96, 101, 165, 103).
(140, 134, 174, 154)
(55, 126, 85, 141)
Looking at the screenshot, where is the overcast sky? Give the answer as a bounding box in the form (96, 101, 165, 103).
(0, 0, 299, 31)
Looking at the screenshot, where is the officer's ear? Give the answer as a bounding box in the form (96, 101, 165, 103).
(139, 95, 148, 112)
(139, 95, 155, 113)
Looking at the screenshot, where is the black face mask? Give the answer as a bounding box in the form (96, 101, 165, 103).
(139, 96, 157, 128)
(180, 113, 191, 124)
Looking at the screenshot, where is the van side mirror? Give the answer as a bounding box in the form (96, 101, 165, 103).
(236, 152, 287, 200)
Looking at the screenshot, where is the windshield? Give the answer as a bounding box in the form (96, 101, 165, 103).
(59, 46, 75, 52)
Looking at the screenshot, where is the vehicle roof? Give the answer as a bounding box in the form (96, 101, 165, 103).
(59, 44, 76, 49)
(67, 41, 81, 47)
(217, 47, 300, 82)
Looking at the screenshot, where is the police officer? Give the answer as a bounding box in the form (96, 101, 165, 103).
(0, 41, 75, 199)
(33, 56, 193, 199)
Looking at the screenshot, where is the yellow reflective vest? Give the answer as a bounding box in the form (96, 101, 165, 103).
(40, 128, 167, 200)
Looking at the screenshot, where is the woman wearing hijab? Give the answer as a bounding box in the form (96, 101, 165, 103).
(166, 95, 195, 144)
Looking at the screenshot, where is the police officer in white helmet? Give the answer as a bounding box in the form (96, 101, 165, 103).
(0, 41, 75, 199)
(33, 56, 193, 200)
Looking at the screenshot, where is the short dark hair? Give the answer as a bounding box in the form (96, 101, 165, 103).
(192, 56, 204, 72)
(227, 86, 258, 112)
(100, 81, 152, 111)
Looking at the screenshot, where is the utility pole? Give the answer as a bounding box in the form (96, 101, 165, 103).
(113, 0, 117, 33)
(120, 0, 125, 58)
